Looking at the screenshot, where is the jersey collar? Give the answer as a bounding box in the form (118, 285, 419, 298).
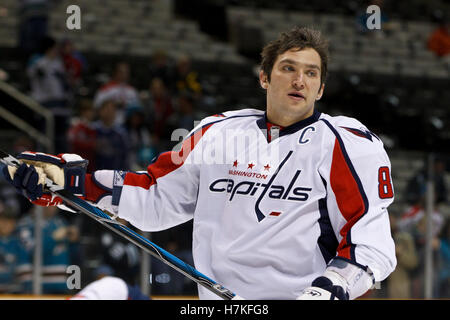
(256, 110, 322, 141)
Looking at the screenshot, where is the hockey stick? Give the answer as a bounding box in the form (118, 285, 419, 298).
(0, 150, 239, 300)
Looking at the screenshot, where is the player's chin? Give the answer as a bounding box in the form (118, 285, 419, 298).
(287, 99, 310, 112)
(287, 96, 308, 107)
(293, 104, 315, 120)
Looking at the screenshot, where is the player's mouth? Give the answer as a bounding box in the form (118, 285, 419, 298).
(287, 92, 305, 101)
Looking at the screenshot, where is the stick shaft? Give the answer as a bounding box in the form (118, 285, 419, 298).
(0, 150, 236, 299)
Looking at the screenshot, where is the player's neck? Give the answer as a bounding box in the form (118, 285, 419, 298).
(266, 109, 315, 127)
(266, 121, 285, 131)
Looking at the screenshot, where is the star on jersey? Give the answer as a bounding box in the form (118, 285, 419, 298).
(231, 160, 271, 172)
(231, 159, 272, 172)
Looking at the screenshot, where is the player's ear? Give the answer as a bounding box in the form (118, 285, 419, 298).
(259, 70, 269, 89)
(316, 83, 325, 100)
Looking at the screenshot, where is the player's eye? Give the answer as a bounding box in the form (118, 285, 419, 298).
(282, 65, 295, 71)
(306, 70, 317, 77)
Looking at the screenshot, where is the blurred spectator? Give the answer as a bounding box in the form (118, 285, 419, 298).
(11, 135, 35, 155)
(387, 215, 418, 299)
(0, 174, 24, 220)
(436, 218, 450, 298)
(174, 55, 202, 98)
(396, 158, 448, 298)
(397, 204, 445, 237)
(60, 38, 87, 89)
(27, 36, 72, 153)
(145, 77, 175, 141)
(93, 62, 142, 126)
(175, 93, 199, 131)
(148, 50, 176, 89)
(16, 206, 79, 294)
(399, 157, 448, 233)
(96, 218, 140, 285)
(92, 99, 130, 170)
(18, 0, 50, 58)
(27, 36, 70, 108)
(67, 99, 97, 172)
(408, 215, 443, 298)
(0, 199, 27, 293)
(427, 22, 450, 58)
(124, 106, 157, 171)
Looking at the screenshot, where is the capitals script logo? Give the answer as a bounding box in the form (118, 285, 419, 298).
(209, 151, 312, 222)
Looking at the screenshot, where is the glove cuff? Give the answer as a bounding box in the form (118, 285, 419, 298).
(64, 164, 87, 196)
(85, 173, 111, 203)
(326, 258, 375, 299)
(85, 170, 127, 214)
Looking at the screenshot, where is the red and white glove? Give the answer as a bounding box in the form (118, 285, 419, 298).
(2, 151, 127, 214)
(3, 151, 88, 209)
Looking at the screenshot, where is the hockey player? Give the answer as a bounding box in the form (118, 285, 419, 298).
(70, 276, 149, 300)
(2, 26, 396, 300)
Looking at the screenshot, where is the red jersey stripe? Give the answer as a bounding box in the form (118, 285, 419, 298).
(330, 137, 367, 260)
(124, 124, 214, 189)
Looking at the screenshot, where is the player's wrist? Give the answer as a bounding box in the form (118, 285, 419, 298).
(84, 170, 127, 214)
(298, 259, 375, 300)
(320, 269, 349, 293)
(84, 172, 111, 202)
(325, 258, 375, 300)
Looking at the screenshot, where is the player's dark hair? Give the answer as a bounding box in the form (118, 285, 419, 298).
(260, 26, 329, 86)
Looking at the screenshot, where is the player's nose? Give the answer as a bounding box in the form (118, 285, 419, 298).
(292, 73, 305, 90)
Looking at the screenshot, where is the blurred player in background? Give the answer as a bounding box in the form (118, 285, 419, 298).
(3, 26, 396, 300)
(15, 205, 79, 294)
(70, 276, 149, 300)
(0, 199, 27, 293)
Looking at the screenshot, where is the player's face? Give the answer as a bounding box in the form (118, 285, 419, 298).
(260, 48, 324, 127)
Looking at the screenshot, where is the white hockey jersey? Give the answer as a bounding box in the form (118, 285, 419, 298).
(117, 108, 397, 299)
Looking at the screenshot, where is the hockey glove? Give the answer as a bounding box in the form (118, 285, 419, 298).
(3, 151, 88, 208)
(297, 258, 375, 300)
(297, 273, 349, 300)
(2, 151, 127, 215)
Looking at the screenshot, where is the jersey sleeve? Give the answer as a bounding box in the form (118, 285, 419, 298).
(117, 115, 220, 231)
(318, 118, 397, 282)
